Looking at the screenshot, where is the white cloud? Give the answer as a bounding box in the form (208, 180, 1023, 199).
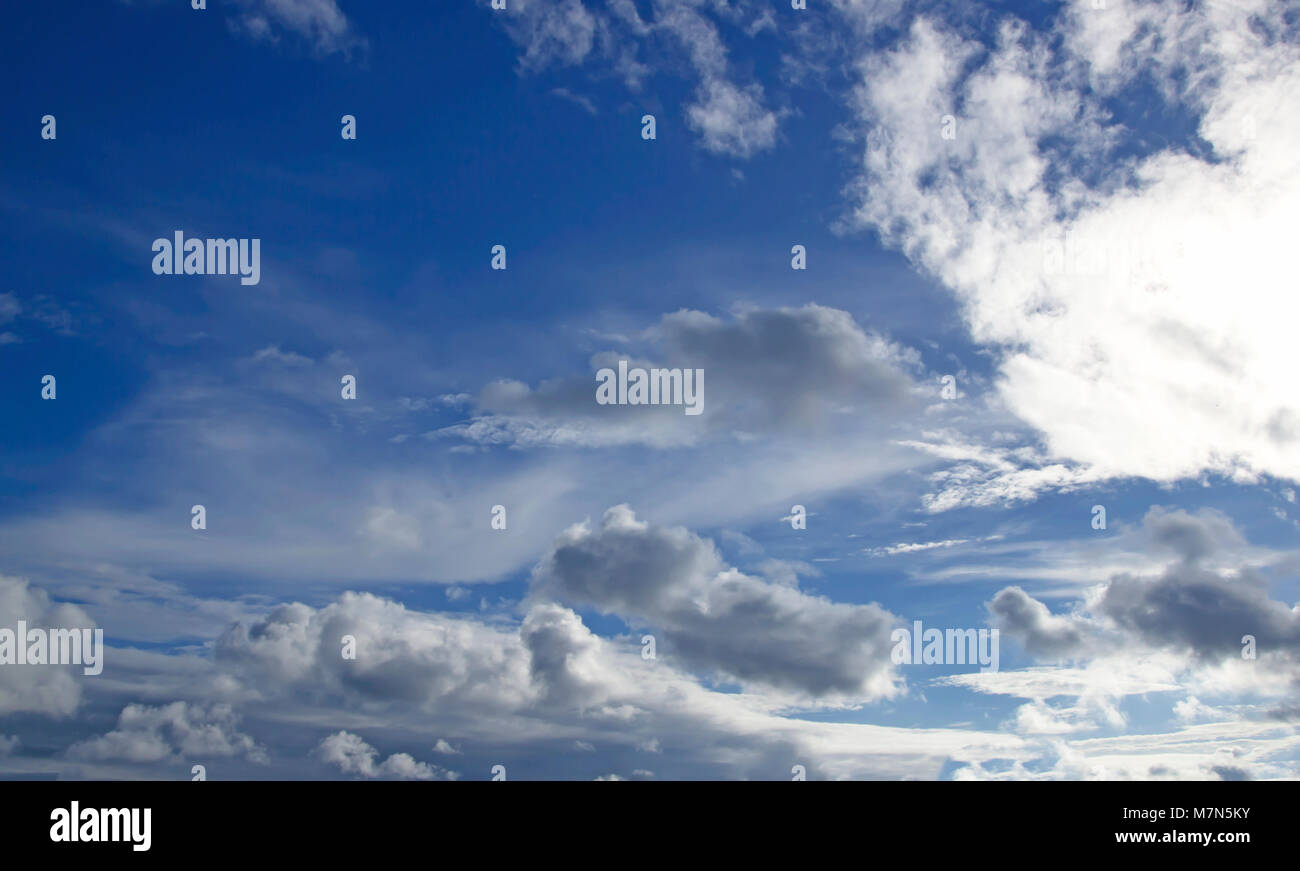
(842, 4, 1300, 490)
(360, 506, 422, 552)
(499, 0, 598, 70)
(68, 701, 266, 764)
(686, 78, 780, 158)
(205, 583, 1021, 779)
(488, 0, 783, 157)
(0, 576, 95, 717)
(231, 0, 364, 57)
(249, 345, 313, 367)
(318, 731, 454, 780)
(550, 87, 599, 115)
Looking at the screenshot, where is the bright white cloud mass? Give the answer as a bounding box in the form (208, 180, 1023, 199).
(847, 0, 1300, 488)
(1, 0, 1297, 782)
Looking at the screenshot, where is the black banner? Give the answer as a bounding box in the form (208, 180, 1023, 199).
(0, 782, 1280, 858)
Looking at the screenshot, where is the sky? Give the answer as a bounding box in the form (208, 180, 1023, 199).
(0, 0, 1297, 781)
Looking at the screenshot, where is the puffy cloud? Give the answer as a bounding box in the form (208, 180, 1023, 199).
(686, 78, 779, 158)
(0, 575, 1042, 780)
(992, 507, 1300, 672)
(215, 593, 537, 712)
(844, 3, 1300, 488)
(1097, 564, 1300, 662)
(655, 305, 921, 423)
(532, 505, 902, 701)
(68, 701, 266, 764)
(1006, 697, 1125, 736)
(0, 576, 96, 717)
(317, 731, 454, 780)
(1141, 506, 1248, 565)
(436, 304, 924, 449)
(203, 580, 1019, 778)
(1100, 507, 1300, 665)
(989, 587, 1093, 661)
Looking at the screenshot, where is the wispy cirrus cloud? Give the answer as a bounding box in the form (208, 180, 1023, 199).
(484, 0, 784, 158)
(229, 0, 365, 57)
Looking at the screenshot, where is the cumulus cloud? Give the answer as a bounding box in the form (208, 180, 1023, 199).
(317, 731, 454, 780)
(0, 576, 96, 717)
(200, 581, 1023, 778)
(434, 304, 924, 449)
(68, 701, 266, 764)
(992, 507, 1300, 674)
(686, 79, 779, 157)
(844, 2, 1300, 489)
(989, 587, 1093, 661)
(9, 1, 1297, 783)
(215, 594, 536, 712)
(531, 504, 902, 701)
(1097, 563, 1300, 662)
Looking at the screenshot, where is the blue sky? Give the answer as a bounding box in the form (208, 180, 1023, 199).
(0, 0, 1298, 781)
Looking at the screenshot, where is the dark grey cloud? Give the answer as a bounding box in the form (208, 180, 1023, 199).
(435, 304, 925, 448)
(1095, 508, 1300, 661)
(1097, 563, 1300, 661)
(656, 304, 921, 426)
(989, 586, 1091, 661)
(992, 507, 1300, 666)
(1211, 765, 1251, 781)
(531, 504, 901, 700)
(1142, 506, 1246, 564)
(215, 593, 536, 713)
